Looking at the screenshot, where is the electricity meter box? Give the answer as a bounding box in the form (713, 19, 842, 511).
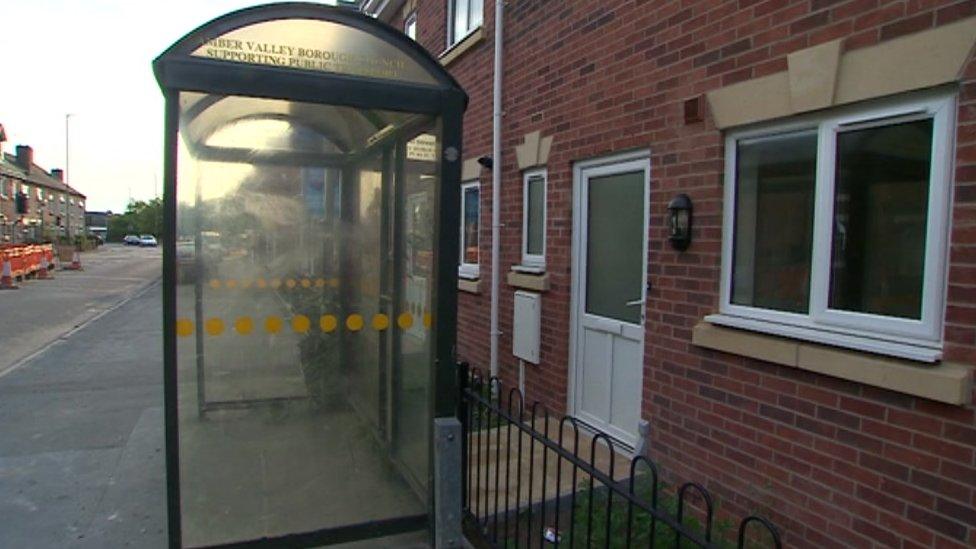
(513, 290, 541, 364)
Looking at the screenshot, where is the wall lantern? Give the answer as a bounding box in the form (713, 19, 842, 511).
(667, 193, 692, 251)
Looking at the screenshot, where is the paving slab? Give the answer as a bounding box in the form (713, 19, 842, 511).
(0, 279, 165, 548)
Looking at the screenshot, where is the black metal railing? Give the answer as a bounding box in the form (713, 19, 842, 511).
(459, 363, 782, 549)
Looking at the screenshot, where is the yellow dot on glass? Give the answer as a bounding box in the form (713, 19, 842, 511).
(301, 279, 311, 288)
(256, 278, 267, 289)
(315, 278, 326, 288)
(270, 279, 282, 289)
(225, 279, 238, 289)
(205, 318, 225, 336)
(292, 315, 311, 333)
(320, 315, 338, 333)
(265, 316, 283, 334)
(397, 313, 414, 330)
(328, 278, 339, 288)
(234, 317, 254, 335)
(175, 319, 194, 337)
(241, 280, 253, 289)
(372, 314, 390, 331)
(346, 314, 364, 332)
(286, 279, 296, 289)
(423, 313, 432, 329)
(209, 279, 221, 289)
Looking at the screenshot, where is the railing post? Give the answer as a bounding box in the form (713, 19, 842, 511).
(435, 417, 464, 548)
(458, 362, 469, 511)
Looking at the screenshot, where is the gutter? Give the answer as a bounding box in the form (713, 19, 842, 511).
(489, 0, 504, 379)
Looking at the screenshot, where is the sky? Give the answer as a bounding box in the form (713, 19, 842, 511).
(0, 0, 314, 213)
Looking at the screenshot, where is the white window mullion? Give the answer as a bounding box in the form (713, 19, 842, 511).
(808, 120, 838, 326)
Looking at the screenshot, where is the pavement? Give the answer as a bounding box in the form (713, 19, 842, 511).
(0, 256, 166, 548)
(0, 244, 162, 377)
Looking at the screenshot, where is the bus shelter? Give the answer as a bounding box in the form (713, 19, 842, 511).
(154, 4, 466, 547)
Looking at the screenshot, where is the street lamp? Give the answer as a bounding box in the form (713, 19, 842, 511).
(65, 113, 74, 241)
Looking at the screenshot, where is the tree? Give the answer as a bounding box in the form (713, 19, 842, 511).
(107, 198, 163, 242)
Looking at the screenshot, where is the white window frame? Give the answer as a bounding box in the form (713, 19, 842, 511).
(518, 168, 547, 271)
(0, 177, 7, 199)
(447, 0, 482, 47)
(404, 11, 417, 40)
(710, 90, 955, 362)
(459, 180, 480, 279)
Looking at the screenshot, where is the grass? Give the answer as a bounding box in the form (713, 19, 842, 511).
(490, 474, 739, 549)
(568, 476, 735, 549)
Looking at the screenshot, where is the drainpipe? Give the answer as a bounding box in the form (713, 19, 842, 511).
(490, 0, 504, 379)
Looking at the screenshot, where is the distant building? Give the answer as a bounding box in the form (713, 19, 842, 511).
(84, 210, 112, 240)
(0, 125, 86, 242)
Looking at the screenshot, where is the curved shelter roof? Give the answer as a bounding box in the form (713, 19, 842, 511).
(153, 2, 466, 166)
(153, 2, 464, 99)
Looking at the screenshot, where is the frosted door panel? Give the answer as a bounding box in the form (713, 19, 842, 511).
(585, 172, 644, 324)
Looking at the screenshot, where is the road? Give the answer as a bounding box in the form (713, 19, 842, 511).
(0, 244, 162, 376)
(0, 245, 165, 548)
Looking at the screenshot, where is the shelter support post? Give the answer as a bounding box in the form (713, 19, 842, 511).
(434, 417, 463, 548)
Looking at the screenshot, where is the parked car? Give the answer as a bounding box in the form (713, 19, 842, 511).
(124, 234, 141, 245)
(140, 235, 158, 247)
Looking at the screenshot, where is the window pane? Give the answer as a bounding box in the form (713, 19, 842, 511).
(469, 0, 484, 29)
(453, 0, 469, 43)
(829, 118, 932, 319)
(526, 175, 544, 256)
(463, 186, 479, 264)
(585, 171, 644, 324)
(405, 16, 416, 40)
(732, 131, 817, 313)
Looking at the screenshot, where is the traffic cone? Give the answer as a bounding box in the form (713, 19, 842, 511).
(36, 255, 53, 279)
(63, 249, 83, 271)
(0, 258, 19, 290)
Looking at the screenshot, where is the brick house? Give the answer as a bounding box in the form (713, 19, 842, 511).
(0, 129, 86, 243)
(366, 1, 976, 546)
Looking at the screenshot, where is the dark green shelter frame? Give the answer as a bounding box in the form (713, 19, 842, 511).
(154, 4, 466, 547)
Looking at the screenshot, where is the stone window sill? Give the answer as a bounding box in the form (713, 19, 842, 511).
(692, 322, 972, 405)
(439, 27, 484, 67)
(458, 278, 481, 294)
(507, 270, 549, 292)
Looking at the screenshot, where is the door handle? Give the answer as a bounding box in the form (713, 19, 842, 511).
(625, 299, 644, 307)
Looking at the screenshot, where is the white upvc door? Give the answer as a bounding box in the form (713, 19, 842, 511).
(570, 152, 649, 448)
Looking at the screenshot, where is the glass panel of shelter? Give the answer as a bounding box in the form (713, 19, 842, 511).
(174, 91, 439, 547)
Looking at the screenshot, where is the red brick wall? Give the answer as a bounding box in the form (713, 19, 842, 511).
(407, 1, 976, 546)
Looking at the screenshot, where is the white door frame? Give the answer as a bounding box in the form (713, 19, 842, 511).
(567, 149, 651, 448)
